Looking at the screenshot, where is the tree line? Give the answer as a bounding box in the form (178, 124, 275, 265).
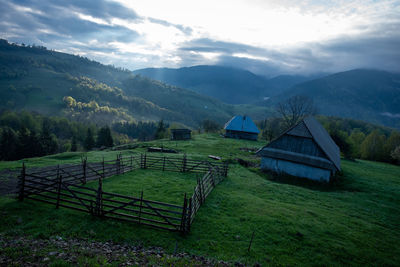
(257, 95, 400, 165)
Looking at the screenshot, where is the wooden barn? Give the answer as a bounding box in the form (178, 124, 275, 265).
(171, 129, 191, 140)
(224, 115, 260, 141)
(256, 116, 340, 182)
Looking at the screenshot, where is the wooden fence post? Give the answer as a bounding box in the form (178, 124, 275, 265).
(18, 162, 26, 201)
(120, 153, 124, 173)
(180, 193, 188, 233)
(82, 157, 87, 184)
(144, 154, 147, 169)
(116, 154, 120, 175)
(182, 154, 187, 172)
(102, 157, 105, 178)
(162, 156, 166, 171)
(197, 178, 203, 204)
(56, 174, 62, 209)
(211, 172, 215, 187)
(130, 155, 133, 169)
(139, 190, 143, 224)
(96, 176, 103, 216)
(187, 197, 192, 232)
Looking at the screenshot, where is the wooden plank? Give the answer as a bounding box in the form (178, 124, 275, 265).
(102, 214, 178, 232)
(101, 202, 182, 221)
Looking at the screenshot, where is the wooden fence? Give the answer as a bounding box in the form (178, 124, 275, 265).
(18, 153, 228, 233)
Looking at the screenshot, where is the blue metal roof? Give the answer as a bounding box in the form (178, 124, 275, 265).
(224, 115, 260, 134)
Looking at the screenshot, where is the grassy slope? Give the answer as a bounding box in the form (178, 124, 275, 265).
(1, 134, 399, 265)
(1, 42, 272, 126)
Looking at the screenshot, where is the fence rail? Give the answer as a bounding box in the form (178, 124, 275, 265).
(18, 153, 228, 233)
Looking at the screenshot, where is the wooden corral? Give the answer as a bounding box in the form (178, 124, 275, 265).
(18, 154, 228, 234)
(257, 117, 340, 182)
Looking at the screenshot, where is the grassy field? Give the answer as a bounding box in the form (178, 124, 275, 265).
(1, 133, 400, 266)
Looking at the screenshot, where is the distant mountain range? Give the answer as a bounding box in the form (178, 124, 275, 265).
(0, 39, 271, 127)
(264, 69, 400, 128)
(135, 66, 400, 128)
(1, 39, 399, 129)
(133, 65, 319, 104)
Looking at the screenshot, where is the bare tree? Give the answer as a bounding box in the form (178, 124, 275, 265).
(277, 95, 317, 129)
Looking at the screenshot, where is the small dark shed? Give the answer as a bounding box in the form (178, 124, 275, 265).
(171, 129, 191, 140)
(256, 116, 340, 182)
(224, 115, 260, 141)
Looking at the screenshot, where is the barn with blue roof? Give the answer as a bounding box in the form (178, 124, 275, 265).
(224, 115, 260, 140)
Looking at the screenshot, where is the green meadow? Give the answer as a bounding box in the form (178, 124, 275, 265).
(1, 134, 399, 266)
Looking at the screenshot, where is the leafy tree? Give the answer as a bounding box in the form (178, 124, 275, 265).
(360, 130, 386, 161)
(39, 119, 58, 156)
(384, 131, 400, 162)
(260, 117, 283, 142)
(277, 95, 317, 129)
(28, 129, 41, 157)
(97, 126, 113, 147)
(201, 119, 220, 133)
(330, 130, 352, 159)
(71, 135, 78, 152)
(17, 127, 31, 159)
(391, 146, 400, 164)
(349, 129, 366, 158)
(154, 120, 168, 139)
(0, 127, 18, 160)
(84, 128, 95, 151)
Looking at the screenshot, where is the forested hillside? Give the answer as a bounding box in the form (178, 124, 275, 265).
(264, 69, 400, 128)
(0, 40, 270, 127)
(134, 65, 319, 104)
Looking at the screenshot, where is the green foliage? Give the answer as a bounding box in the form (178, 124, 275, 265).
(258, 117, 284, 141)
(84, 128, 95, 151)
(0, 127, 18, 160)
(391, 146, 400, 163)
(70, 136, 77, 152)
(201, 119, 221, 133)
(349, 129, 366, 158)
(97, 126, 113, 148)
(154, 120, 168, 139)
(112, 121, 158, 141)
(360, 130, 387, 161)
(384, 131, 400, 163)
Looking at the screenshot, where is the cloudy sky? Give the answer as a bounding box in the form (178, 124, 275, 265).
(1, 0, 399, 76)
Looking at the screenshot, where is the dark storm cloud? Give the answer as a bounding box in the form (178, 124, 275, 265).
(8, 0, 140, 22)
(0, 0, 141, 59)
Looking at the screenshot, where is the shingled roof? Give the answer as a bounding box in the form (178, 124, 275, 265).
(224, 115, 260, 134)
(258, 116, 341, 171)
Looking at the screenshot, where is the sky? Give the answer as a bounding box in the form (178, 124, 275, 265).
(1, 0, 399, 76)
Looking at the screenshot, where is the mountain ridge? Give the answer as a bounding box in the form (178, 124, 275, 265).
(0, 39, 271, 127)
(265, 69, 400, 128)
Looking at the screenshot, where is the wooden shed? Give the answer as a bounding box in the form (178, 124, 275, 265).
(256, 117, 340, 182)
(224, 115, 260, 141)
(171, 129, 191, 140)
